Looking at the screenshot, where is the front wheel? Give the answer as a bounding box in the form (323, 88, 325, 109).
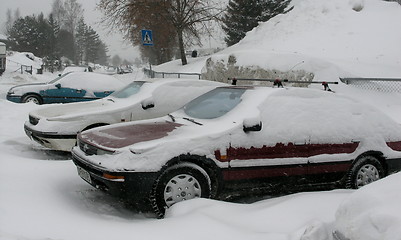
(150, 162, 211, 218)
(22, 94, 42, 104)
(345, 155, 384, 189)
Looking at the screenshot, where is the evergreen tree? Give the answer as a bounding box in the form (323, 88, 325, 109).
(75, 18, 87, 64)
(223, 0, 291, 46)
(96, 42, 109, 66)
(8, 16, 40, 54)
(75, 19, 103, 65)
(47, 14, 61, 72)
(85, 26, 101, 64)
(58, 29, 75, 61)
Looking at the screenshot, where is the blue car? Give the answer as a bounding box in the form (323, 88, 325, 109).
(6, 72, 124, 104)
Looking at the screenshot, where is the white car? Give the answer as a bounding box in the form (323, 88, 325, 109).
(24, 78, 225, 151)
(71, 86, 401, 217)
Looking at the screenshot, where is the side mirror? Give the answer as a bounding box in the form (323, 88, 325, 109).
(243, 116, 262, 132)
(55, 83, 61, 89)
(141, 98, 155, 110)
(243, 122, 262, 132)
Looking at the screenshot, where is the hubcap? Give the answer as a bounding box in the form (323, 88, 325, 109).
(164, 174, 202, 207)
(356, 164, 380, 188)
(25, 97, 39, 104)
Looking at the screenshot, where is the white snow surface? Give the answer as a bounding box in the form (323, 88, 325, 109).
(1, 0, 401, 240)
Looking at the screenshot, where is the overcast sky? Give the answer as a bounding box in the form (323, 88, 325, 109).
(0, 0, 140, 61)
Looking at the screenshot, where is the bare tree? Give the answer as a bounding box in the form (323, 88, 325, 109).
(51, 0, 66, 29)
(98, 0, 223, 65)
(159, 0, 224, 65)
(4, 8, 20, 36)
(63, 0, 84, 35)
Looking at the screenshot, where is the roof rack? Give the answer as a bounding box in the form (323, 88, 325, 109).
(228, 78, 338, 91)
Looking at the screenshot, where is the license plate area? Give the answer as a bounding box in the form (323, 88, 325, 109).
(77, 166, 92, 184)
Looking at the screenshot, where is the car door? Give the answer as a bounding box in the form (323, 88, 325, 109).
(221, 95, 311, 190)
(42, 82, 87, 103)
(224, 129, 310, 190)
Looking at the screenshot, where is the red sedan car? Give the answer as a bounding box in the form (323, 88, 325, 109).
(72, 86, 401, 217)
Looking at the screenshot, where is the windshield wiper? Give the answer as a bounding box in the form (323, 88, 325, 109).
(106, 98, 115, 102)
(167, 114, 175, 122)
(182, 117, 203, 125)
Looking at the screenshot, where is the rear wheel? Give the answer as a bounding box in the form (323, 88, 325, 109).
(22, 94, 42, 104)
(345, 155, 384, 189)
(150, 162, 211, 218)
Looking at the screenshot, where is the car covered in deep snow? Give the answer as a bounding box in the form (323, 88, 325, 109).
(71, 86, 401, 217)
(6, 72, 124, 104)
(24, 78, 225, 151)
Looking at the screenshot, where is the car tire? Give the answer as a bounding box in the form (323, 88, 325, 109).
(345, 155, 384, 189)
(22, 94, 42, 104)
(150, 162, 211, 218)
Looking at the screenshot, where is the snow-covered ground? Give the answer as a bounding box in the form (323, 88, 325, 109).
(1, 0, 401, 240)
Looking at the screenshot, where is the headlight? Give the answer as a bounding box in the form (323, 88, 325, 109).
(29, 115, 40, 125)
(78, 138, 114, 155)
(97, 148, 113, 155)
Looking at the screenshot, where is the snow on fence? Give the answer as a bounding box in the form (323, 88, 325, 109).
(143, 68, 201, 79)
(340, 78, 401, 93)
(228, 77, 338, 91)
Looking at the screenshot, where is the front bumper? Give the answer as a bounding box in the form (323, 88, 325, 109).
(6, 94, 22, 103)
(71, 148, 159, 209)
(24, 123, 77, 151)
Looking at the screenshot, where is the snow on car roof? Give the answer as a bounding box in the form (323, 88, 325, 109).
(60, 72, 125, 91)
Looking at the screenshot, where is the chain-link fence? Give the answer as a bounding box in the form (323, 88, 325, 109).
(340, 78, 401, 93)
(143, 68, 201, 79)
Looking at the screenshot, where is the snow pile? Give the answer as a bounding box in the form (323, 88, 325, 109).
(334, 173, 401, 240)
(198, 0, 401, 82)
(7, 51, 43, 70)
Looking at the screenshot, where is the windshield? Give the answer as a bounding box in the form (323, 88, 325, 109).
(184, 87, 246, 119)
(110, 81, 145, 98)
(47, 72, 72, 84)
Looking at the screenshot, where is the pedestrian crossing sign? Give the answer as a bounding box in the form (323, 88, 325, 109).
(141, 29, 153, 46)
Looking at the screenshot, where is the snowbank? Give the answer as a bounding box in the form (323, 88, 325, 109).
(201, 0, 401, 81)
(334, 173, 401, 240)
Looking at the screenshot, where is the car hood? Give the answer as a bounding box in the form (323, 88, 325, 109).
(8, 83, 48, 93)
(80, 121, 183, 149)
(30, 98, 115, 119)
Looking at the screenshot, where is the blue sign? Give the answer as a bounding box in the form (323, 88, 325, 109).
(141, 29, 153, 46)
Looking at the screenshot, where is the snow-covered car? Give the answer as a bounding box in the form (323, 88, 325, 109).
(6, 72, 124, 104)
(24, 78, 225, 151)
(332, 172, 401, 240)
(71, 86, 401, 217)
(61, 66, 92, 75)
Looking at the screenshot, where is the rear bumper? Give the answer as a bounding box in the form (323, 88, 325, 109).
(24, 123, 76, 151)
(71, 149, 159, 209)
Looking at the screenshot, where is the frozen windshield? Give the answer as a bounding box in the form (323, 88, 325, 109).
(111, 81, 145, 98)
(184, 88, 246, 119)
(48, 72, 72, 84)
